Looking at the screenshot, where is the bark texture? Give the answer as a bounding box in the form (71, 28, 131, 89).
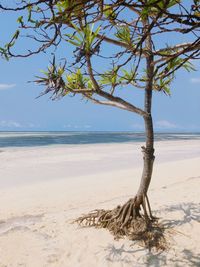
(135, 17, 155, 207)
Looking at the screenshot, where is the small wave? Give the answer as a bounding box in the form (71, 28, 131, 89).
(0, 132, 200, 148)
(0, 132, 79, 138)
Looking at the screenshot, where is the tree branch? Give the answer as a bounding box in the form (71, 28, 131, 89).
(85, 53, 147, 117)
(84, 95, 137, 112)
(154, 41, 200, 56)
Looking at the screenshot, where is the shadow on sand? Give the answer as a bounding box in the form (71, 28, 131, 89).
(103, 202, 200, 267)
(161, 202, 200, 228)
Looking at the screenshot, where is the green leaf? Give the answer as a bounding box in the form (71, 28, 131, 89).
(67, 39, 81, 47)
(17, 16, 24, 26)
(182, 61, 196, 72)
(99, 67, 118, 86)
(115, 26, 131, 44)
(142, 0, 181, 18)
(87, 80, 93, 89)
(71, 23, 84, 39)
(103, 5, 117, 20)
(90, 25, 101, 44)
(13, 30, 20, 40)
(120, 67, 136, 83)
(163, 86, 171, 95)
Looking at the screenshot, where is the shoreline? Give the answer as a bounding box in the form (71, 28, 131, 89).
(0, 132, 200, 150)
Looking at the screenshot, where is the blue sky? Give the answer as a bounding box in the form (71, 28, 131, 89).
(0, 4, 200, 132)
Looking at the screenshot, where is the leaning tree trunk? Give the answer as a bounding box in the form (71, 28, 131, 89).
(134, 15, 155, 218)
(135, 94, 155, 219)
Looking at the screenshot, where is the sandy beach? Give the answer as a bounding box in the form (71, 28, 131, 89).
(0, 140, 199, 266)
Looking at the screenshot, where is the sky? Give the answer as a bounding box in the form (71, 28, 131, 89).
(0, 3, 200, 132)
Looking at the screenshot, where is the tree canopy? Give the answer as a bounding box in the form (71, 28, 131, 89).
(0, 0, 199, 116)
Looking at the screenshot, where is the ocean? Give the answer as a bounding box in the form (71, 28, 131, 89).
(0, 131, 200, 148)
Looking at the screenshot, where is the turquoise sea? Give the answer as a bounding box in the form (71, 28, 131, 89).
(0, 132, 200, 148)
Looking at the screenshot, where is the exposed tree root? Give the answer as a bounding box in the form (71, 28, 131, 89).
(74, 194, 167, 251)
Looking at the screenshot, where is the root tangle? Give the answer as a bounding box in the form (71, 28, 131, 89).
(74, 194, 167, 251)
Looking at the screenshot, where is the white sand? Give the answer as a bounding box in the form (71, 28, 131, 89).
(0, 140, 199, 266)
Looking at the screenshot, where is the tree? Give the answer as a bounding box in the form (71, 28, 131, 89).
(1, 0, 200, 249)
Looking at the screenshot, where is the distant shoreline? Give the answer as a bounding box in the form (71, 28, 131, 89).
(0, 131, 200, 149)
(0, 130, 200, 133)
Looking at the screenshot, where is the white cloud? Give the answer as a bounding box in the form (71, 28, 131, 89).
(190, 78, 200, 84)
(27, 123, 40, 128)
(155, 120, 178, 129)
(84, 125, 91, 129)
(0, 84, 16, 90)
(131, 123, 144, 130)
(63, 124, 72, 128)
(0, 120, 22, 128)
(63, 124, 91, 129)
(0, 120, 38, 129)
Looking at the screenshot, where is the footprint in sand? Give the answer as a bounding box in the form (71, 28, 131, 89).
(0, 214, 44, 236)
